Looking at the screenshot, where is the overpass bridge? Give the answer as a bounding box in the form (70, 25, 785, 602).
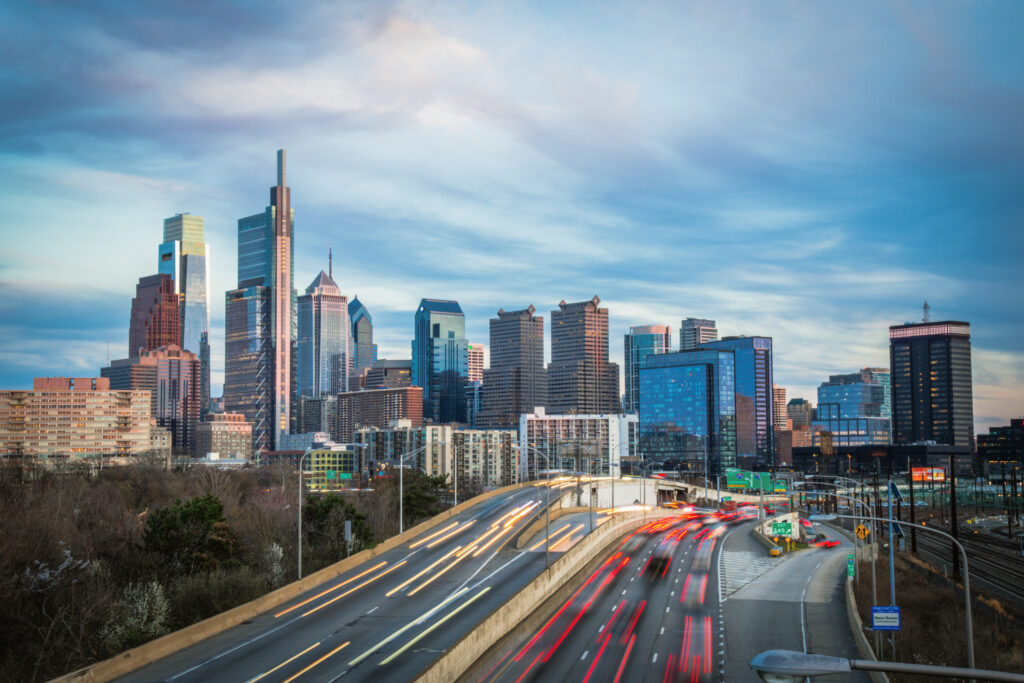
(60, 478, 778, 683)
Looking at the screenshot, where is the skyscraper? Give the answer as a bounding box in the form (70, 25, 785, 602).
(623, 325, 671, 413)
(772, 383, 788, 431)
(159, 213, 210, 414)
(129, 273, 179, 358)
(478, 306, 547, 430)
(467, 343, 485, 383)
(638, 349, 737, 475)
(698, 336, 773, 467)
(811, 371, 890, 446)
(787, 398, 814, 428)
(548, 296, 620, 415)
(412, 299, 469, 423)
(679, 318, 718, 351)
(349, 297, 378, 378)
(889, 321, 974, 448)
(224, 150, 296, 453)
(297, 270, 350, 397)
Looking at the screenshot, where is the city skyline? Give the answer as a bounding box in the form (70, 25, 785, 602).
(1, 2, 1022, 433)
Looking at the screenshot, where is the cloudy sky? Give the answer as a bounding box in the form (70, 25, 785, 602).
(1, 1, 1021, 432)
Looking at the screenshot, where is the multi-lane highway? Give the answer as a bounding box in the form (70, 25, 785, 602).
(119, 479, 619, 683)
(476, 509, 750, 683)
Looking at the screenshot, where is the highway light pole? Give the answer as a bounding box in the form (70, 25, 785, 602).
(297, 449, 311, 580)
(397, 441, 444, 535)
(521, 442, 553, 569)
(750, 650, 1024, 682)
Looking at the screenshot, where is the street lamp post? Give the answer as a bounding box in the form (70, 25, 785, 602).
(397, 441, 445, 535)
(297, 450, 311, 580)
(521, 442, 553, 569)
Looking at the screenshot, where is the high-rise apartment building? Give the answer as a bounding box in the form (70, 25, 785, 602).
(811, 371, 890, 446)
(158, 213, 210, 412)
(548, 297, 620, 415)
(698, 336, 774, 467)
(297, 395, 338, 437)
(349, 297, 378, 377)
(337, 387, 424, 442)
(195, 413, 252, 460)
(224, 150, 296, 453)
(623, 325, 671, 413)
(129, 273, 179, 358)
(0, 378, 158, 458)
(679, 318, 718, 351)
(638, 349, 737, 475)
(772, 384, 788, 432)
(412, 299, 469, 423)
(102, 345, 202, 454)
(364, 360, 412, 389)
(519, 407, 637, 480)
(467, 344, 485, 383)
(478, 306, 547, 430)
(297, 270, 350, 398)
(787, 398, 815, 428)
(889, 321, 974, 448)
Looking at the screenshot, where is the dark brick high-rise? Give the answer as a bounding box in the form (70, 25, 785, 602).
(547, 296, 620, 414)
(128, 273, 180, 359)
(478, 306, 547, 429)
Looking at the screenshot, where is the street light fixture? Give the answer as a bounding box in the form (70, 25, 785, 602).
(519, 442, 553, 569)
(750, 650, 1024, 683)
(397, 441, 445, 535)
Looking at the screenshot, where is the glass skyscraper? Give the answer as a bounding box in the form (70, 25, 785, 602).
(679, 318, 718, 351)
(697, 336, 774, 467)
(412, 299, 469, 423)
(623, 324, 671, 414)
(158, 213, 210, 415)
(889, 321, 974, 448)
(638, 349, 737, 475)
(224, 150, 296, 452)
(811, 373, 891, 446)
(349, 297, 378, 379)
(297, 270, 350, 398)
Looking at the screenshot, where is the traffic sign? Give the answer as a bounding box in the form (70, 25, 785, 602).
(326, 470, 337, 480)
(846, 553, 855, 578)
(771, 522, 792, 536)
(872, 605, 901, 631)
(855, 524, 870, 540)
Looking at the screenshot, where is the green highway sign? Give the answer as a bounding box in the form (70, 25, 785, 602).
(339, 472, 352, 479)
(847, 554, 855, 578)
(771, 522, 792, 536)
(326, 470, 336, 480)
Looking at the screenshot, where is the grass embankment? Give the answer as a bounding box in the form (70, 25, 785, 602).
(853, 552, 1024, 680)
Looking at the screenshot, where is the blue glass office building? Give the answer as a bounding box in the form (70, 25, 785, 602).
(697, 336, 774, 467)
(298, 271, 350, 398)
(639, 349, 737, 475)
(412, 299, 469, 423)
(623, 325, 671, 414)
(812, 374, 891, 446)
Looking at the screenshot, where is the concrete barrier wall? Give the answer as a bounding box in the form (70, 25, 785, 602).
(415, 510, 651, 683)
(56, 481, 537, 683)
(845, 573, 889, 683)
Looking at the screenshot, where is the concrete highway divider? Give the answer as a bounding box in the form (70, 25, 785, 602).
(415, 509, 651, 683)
(56, 481, 539, 683)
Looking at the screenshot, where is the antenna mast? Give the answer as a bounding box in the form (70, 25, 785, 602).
(329, 247, 332, 279)
(922, 300, 931, 323)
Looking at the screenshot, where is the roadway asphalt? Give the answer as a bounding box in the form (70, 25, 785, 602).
(118, 481, 612, 683)
(480, 512, 731, 683)
(721, 523, 870, 682)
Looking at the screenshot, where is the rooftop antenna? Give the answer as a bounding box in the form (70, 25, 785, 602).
(923, 300, 931, 323)
(329, 247, 332, 279)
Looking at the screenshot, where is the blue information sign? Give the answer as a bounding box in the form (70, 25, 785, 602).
(871, 605, 901, 631)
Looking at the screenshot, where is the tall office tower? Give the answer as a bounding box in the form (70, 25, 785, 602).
(224, 150, 296, 453)
(861, 367, 891, 423)
(772, 384, 788, 431)
(467, 343, 485, 383)
(698, 336, 773, 467)
(102, 345, 202, 454)
(129, 273, 180, 358)
(159, 213, 210, 413)
(638, 350, 738, 475)
(810, 371, 890, 446)
(889, 321, 974, 448)
(787, 398, 815, 428)
(623, 325, 671, 413)
(548, 297, 620, 415)
(479, 306, 547, 430)
(349, 297, 378, 376)
(412, 299, 469, 423)
(364, 359, 412, 389)
(198, 331, 210, 418)
(297, 270, 350, 398)
(679, 318, 718, 351)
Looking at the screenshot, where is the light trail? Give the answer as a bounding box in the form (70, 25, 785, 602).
(527, 523, 571, 551)
(409, 521, 460, 549)
(550, 524, 584, 552)
(274, 561, 388, 618)
(301, 561, 407, 617)
(386, 546, 461, 597)
(280, 641, 349, 683)
(245, 642, 320, 683)
(426, 519, 477, 548)
(612, 633, 636, 683)
(377, 587, 492, 666)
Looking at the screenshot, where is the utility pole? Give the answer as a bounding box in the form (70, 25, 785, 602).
(1001, 467, 1011, 537)
(908, 456, 917, 554)
(949, 455, 960, 579)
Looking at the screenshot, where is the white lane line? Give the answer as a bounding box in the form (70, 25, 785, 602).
(652, 653, 658, 663)
(367, 606, 378, 614)
(622, 589, 627, 595)
(660, 627, 665, 635)
(377, 587, 491, 666)
(348, 588, 470, 666)
(581, 650, 589, 661)
(599, 624, 605, 632)
(665, 606, 670, 613)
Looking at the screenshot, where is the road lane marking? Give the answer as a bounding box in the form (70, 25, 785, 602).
(581, 650, 589, 660)
(245, 642, 320, 683)
(652, 653, 658, 663)
(386, 546, 461, 597)
(348, 588, 470, 666)
(302, 561, 408, 617)
(409, 521, 461, 549)
(366, 606, 378, 614)
(282, 641, 349, 683)
(378, 587, 492, 666)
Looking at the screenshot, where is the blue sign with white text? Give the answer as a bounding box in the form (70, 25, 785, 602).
(872, 605, 901, 631)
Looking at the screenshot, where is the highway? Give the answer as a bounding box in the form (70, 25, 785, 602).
(477, 510, 740, 683)
(119, 479, 619, 683)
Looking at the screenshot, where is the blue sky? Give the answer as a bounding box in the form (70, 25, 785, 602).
(1, 1, 1022, 432)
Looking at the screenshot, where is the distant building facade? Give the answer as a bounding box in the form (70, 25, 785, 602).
(364, 360, 412, 389)
(978, 419, 1024, 482)
(518, 407, 637, 480)
(679, 318, 718, 351)
(623, 325, 671, 414)
(195, 413, 252, 459)
(297, 395, 338, 436)
(467, 343, 485, 383)
(889, 321, 974, 448)
(102, 345, 202, 454)
(811, 371, 891, 447)
(0, 378, 156, 458)
(412, 299, 469, 423)
(349, 297, 378, 378)
(297, 270, 350, 397)
(337, 387, 423, 442)
(787, 398, 815, 429)
(478, 306, 547, 431)
(129, 273, 180, 358)
(547, 297, 620, 415)
(772, 384, 788, 432)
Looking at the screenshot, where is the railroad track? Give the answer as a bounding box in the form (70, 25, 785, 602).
(912, 528, 1024, 611)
